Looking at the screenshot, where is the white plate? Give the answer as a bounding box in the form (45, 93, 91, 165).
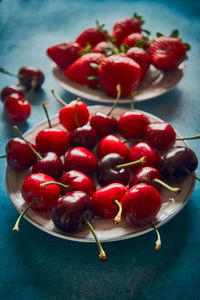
(51, 62, 185, 103)
(5, 106, 195, 242)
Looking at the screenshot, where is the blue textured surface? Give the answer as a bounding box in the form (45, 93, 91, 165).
(0, 1, 200, 299)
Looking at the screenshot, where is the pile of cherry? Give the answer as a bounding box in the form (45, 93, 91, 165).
(2, 89, 199, 262)
(46, 13, 190, 97)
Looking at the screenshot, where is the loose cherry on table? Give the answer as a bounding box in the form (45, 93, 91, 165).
(52, 190, 106, 262)
(13, 173, 61, 231)
(51, 88, 89, 131)
(129, 166, 181, 194)
(121, 183, 162, 250)
(97, 134, 129, 160)
(91, 183, 128, 224)
(1, 85, 24, 102)
(96, 153, 130, 186)
(64, 147, 98, 174)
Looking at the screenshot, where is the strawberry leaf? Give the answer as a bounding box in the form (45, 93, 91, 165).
(183, 42, 191, 51)
(87, 75, 98, 80)
(156, 32, 164, 37)
(171, 29, 179, 38)
(120, 43, 130, 53)
(90, 63, 99, 70)
(133, 13, 145, 26)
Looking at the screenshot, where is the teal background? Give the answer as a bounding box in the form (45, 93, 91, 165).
(0, 0, 200, 299)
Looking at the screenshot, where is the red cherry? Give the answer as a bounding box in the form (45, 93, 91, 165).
(128, 142, 160, 171)
(145, 122, 176, 150)
(6, 137, 38, 170)
(1, 85, 24, 102)
(35, 128, 70, 156)
(121, 183, 162, 227)
(70, 124, 98, 150)
(21, 173, 60, 211)
(90, 112, 118, 137)
(4, 93, 31, 122)
(92, 183, 128, 222)
(118, 111, 150, 139)
(64, 147, 98, 174)
(97, 135, 129, 159)
(60, 170, 96, 196)
(18, 66, 44, 89)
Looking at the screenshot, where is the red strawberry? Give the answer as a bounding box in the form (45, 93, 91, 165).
(149, 36, 187, 71)
(126, 47, 151, 81)
(93, 41, 119, 56)
(47, 42, 82, 70)
(121, 33, 145, 48)
(64, 53, 104, 87)
(112, 14, 143, 45)
(76, 24, 107, 48)
(98, 55, 141, 97)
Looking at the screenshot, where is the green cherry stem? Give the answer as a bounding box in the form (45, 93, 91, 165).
(0, 154, 7, 158)
(107, 84, 121, 117)
(13, 198, 37, 231)
(153, 178, 181, 194)
(151, 223, 161, 251)
(0, 67, 18, 78)
(74, 98, 81, 128)
(113, 199, 122, 224)
(115, 156, 146, 169)
(176, 134, 200, 141)
(42, 102, 52, 128)
(51, 88, 67, 106)
(25, 77, 37, 100)
(184, 168, 200, 181)
(13, 126, 42, 160)
(83, 216, 107, 262)
(40, 181, 71, 190)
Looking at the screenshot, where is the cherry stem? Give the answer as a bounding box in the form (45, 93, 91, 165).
(0, 154, 7, 158)
(25, 77, 37, 100)
(115, 156, 146, 169)
(184, 168, 200, 181)
(42, 102, 52, 128)
(151, 223, 161, 251)
(130, 91, 135, 111)
(12, 198, 37, 231)
(153, 178, 181, 194)
(74, 98, 81, 128)
(0, 67, 18, 78)
(51, 88, 67, 106)
(176, 134, 200, 141)
(13, 125, 42, 160)
(107, 84, 121, 117)
(40, 181, 71, 190)
(113, 199, 122, 224)
(83, 216, 107, 262)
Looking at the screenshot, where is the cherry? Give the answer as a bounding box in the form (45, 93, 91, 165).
(159, 146, 198, 182)
(4, 92, 31, 122)
(52, 191, 106, 262)
(97, 134, 129, 159)
(51, 89, 89, 131)
(118, 111, 150, 139)
(64, 147, 98, 174)
(96, 153, 130, 186)
(145, 122, 176, 150)
(128, 142, 160, 171)
(121, 183, 162, 227)
(1, 85, 24, 102)
(60, 170, 96, 196)
(91, 183, 128, 223)
(70, 124, 98, 150)
(129, 166, 181, 194)
(89, 84, 121, 137)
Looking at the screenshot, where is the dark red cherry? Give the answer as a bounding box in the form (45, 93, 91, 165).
(35, 128, 70, 156)
(18, 66, 44, 90)
(129, 166, 163, 190)
(1, 85, 24, 102)
(90, 112, 118, 137)
(96, 153, 130, 186)
(4, 93, 31, 122)
(32, 152, 64, 180)
(60, 170, 96, 196)
(118, 111, 150, 139)
(64, 147, 98, 174)
(145, 122, 176, 150)
(6, 137, 38, 170)
(70, 124, 98, 149)
(159, 146, 198, 182)
(121, 183, 162, 227)
(97, 134, 129, 159)
(128, 142, 160, 171)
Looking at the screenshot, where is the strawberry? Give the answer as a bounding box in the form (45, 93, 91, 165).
(149, 31, 190, 71)
(93, 41, 119, 56)
(47, 42, 82, 70)
(112, 13, 144, 45)
(76, 22, 107, 48)
(98, 55, 141, 97)
(126, 47, 151, 81)
(121, 33, 145, 48)
(64, 53, 104, 87)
